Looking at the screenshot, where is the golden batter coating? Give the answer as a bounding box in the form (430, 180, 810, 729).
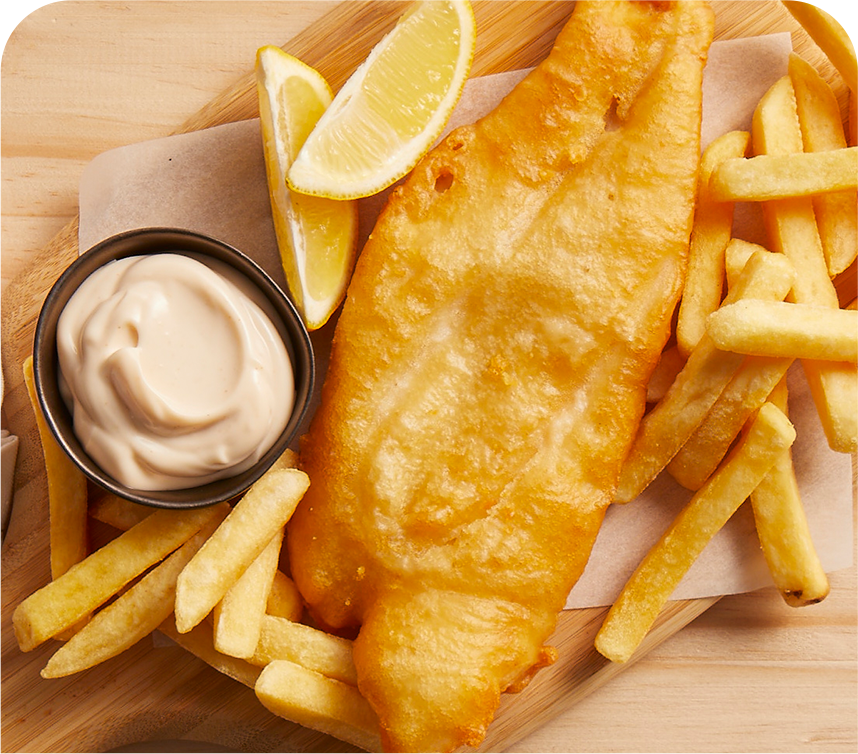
(289, 2, 714, 750)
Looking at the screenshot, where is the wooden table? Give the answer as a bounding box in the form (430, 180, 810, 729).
(2, 2, 856, 752)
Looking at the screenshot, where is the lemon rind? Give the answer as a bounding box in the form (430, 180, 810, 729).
(286, 0, 476, 201)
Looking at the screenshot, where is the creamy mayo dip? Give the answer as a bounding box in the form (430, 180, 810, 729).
(56, 252, 294, 491)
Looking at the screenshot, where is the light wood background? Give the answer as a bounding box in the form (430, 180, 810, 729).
(2, 2, 856, 752)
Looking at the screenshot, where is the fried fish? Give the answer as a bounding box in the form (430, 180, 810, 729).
(288, 2, 714, 750)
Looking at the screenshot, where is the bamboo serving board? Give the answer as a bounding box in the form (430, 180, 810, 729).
(1, 2, 853, 752)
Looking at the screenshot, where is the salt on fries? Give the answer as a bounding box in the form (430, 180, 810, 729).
(602, 50, 855, 660)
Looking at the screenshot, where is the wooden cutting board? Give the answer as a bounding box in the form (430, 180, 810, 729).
(1, 2, 853, 752)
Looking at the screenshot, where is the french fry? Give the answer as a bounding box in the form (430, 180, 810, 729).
(646, 345, 686, 404)
(41, 503, 229, 678)
(23, 356, 88, 580)
(802, 360, 858, 453)
(753, 74, 857, 452)
(250, 615, 358, 686)
(267, 570, 304, 621)
(750, 377, 829, 607)
(270, 447, 299, 472)
(790, 53, 857, 276)
(667, 354, 792, 490)
(13, 504, 224, 652)
(174, 467, 310, 633)
(158, 617, 262, 689)
(88, 492, 152, 531)
(255, 660, 381, 753)
(783, 1, 857, 92)
(709, 147, 858, 201)
(598, 402, 797, 663)
(753, 76, 838, 305)
(677, 130, 750, 355)
(724, 239, 770, 291)
(707, 300, 858, 362)
(213, 526, 284, 658)
(614, 250, 794, 503)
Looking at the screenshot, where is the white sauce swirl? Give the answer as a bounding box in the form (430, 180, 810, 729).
(56, 253, 294, 490)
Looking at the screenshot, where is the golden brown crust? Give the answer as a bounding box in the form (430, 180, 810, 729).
(289, 1, 714, 750)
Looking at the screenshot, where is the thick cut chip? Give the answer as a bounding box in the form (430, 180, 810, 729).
(709, 148, 858, 201)
(23, 356, 87, 580)
(707, 299, 858, 362)
(667, 354, 792, 491)
(677, 130, 749, 356)
(750, 378, 829, 606)
(753, 74, 857, 453)
(255, 660, 381, 752)
(41, 505, 228, 678)
(213, 527, 284, 658)
(790, 53, 857, 277)
(615, 249, 795, 503)
(175, 467, 309, 633)
(88, 492, 152, 531)
(783, 1, 857, 92)
(250, 615, 358, 686)
(13, 505, 223, 652)
(754, 76, 837, 305)
(597, 402, 796, 663)
(724, 239, 769, 290)
(267, 571, 304, 621)
(646, 345, 686, 405)
(158, 617, 262, 689)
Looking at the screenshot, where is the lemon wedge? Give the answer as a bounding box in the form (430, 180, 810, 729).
(286, 0, 476, 200)
(256, 45, 358, 330)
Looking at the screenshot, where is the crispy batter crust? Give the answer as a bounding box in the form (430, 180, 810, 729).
(289, 2, 714, 750)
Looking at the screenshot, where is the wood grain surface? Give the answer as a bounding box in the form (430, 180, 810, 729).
(2, 2, 856, 752)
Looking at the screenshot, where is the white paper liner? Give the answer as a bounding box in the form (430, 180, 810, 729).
(78, 33, 853, 609)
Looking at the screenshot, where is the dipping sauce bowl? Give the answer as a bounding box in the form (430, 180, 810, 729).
(33, 228, 314, 509)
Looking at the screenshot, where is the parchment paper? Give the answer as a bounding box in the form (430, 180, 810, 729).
(78, 33, 853, 609)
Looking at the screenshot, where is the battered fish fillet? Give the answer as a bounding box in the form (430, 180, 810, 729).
(289, 2, 714, 750)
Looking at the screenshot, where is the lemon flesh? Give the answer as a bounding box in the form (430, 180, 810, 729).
(287, 0, 476, 200)
(256, 46, 358, 330)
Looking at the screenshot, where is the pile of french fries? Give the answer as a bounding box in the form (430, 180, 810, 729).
(597, 48, 857, 664)
(11, 10, 856, 749)
(15, 357, 381, 751)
